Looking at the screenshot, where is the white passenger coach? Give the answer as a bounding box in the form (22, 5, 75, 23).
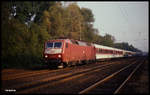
(94, 44, 135, 60)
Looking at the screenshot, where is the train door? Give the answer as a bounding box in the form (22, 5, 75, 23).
(65, 42, 70, 64)
(93, 46, 96, 61)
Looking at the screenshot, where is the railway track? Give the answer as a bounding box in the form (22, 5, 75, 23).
(2, 57, 145, 94)
(2, 58, 134, 79)
(79, 57, 145, 94)
(16, 62, 122, 93)
(2, 61, 106, 80)
(2, 68, 70, 81)
(2, 61, 121, 93)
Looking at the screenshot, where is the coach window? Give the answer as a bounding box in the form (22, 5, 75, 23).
(96, 49, 99, 53)
(100, 49, 102, 53)
(108, 50, 110, 54)
(106, 50, 108, 54)
(104, 49, 106, 53)
(103, 49, 104, 53)
(105, 50, 107, 54)
(102, 49, 105, 53)
(117, 51, 118, 54)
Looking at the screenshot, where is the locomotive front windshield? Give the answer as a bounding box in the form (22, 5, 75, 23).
(46, 42, 62, 48)
(54, 42, 62, 48)
(46, 42, 53, 48)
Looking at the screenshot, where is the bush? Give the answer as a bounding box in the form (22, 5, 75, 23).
(1, 54, 44, 69)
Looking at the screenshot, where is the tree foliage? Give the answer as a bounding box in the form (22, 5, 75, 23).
(100, 34, 115, 47)
(114, 42, 142, 52)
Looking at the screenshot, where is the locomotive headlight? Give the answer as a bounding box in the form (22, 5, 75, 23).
(45, 55, 48, 58)
(58, 55, 61, 58)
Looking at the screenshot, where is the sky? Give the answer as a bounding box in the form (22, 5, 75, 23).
(77, 1, 149, 53)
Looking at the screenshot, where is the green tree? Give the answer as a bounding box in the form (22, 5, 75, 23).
(48, 2, 65, 38)
(33, 1, 56, 23)
(40, 10, 51, 33)
(66, 3, 84, 40)
(114, 42, 141, 52)
(80, 7, 97, 42)
(80, 8, 94, 24)
(7, 1, 56, 24)
(100, 34, 115, 47)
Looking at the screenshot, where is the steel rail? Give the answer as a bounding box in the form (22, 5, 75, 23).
(2, 60, 112, 80)
(2, 69, 64, 81)
(13, 62, 116, 91)
(79, 59, 138, 94)
(16, 62, 122, 93)
(114, 59, 145, 94)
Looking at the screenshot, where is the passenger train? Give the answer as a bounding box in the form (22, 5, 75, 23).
(43, 39, 136, 68)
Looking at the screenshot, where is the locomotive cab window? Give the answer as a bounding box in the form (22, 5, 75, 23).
(54, 42, 62, 48)
(46, 42, 53, 48)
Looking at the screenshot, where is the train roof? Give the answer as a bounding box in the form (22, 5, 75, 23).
(46, 39, 136, 53)
(93, 43, 135, 53)
(46, 39, 93, 46)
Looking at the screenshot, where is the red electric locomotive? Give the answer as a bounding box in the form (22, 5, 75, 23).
(43, 39, 96, 68)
